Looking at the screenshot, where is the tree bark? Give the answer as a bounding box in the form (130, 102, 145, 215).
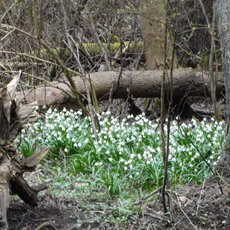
(0, 159, 10, 230)
(139, 0, 166, 69)
(216, 0, 230, 177)
(16, 68, 225, 118)
(0, 73, 48, 229)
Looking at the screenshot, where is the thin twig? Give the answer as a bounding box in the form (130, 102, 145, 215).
(35, 221, 57, 230)
(172, 196, 198, 230)
(161, 0, 170, 214)
(195, 180, 205, 216)
(180, 127, 224, 194)
(133, 187, 161, 206)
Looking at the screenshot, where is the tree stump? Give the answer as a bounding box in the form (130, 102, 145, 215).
(0, 71, 48, 229)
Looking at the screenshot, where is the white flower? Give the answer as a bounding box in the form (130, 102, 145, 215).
(147, 146, 154, 152)
(72, 137, 76, 142)
(120, 158, 125, 163)
(84, 139, 89, 144)
(130, 153, 135, 159)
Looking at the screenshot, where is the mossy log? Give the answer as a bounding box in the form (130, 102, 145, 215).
(0, 41, 143, 73)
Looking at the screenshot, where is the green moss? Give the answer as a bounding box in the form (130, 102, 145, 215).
(83, 41, 143, 56)
(33, 41, 143, 60)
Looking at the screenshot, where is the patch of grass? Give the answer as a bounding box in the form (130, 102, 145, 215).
(17, 108, 225, 198)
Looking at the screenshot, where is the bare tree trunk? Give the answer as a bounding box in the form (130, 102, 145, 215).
(139, 0, 166, 69)
(216, 0, 230, 176)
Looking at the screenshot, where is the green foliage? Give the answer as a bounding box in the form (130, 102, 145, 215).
(18, 136, 37, 158)
(17, 108, 225, 197)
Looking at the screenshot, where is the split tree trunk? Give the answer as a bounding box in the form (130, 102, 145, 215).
(0, 73, 48, 229)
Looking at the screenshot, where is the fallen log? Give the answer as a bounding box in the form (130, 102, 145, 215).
(16, 68, 225, 118)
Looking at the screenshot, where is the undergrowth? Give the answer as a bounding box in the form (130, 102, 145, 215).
(17, 108, 225, 199)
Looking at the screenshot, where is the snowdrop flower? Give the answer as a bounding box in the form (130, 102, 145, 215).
(120, 158, 125, 163)
(130, 153, 135, 159)
(147, 146, 154, 152)
(146, 160, 151, 165)
(84, 139, 89, 144)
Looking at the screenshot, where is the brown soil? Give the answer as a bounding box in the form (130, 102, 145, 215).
(8, 182, 230, 230)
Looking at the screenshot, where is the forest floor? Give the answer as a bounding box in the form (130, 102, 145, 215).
(8, 180, 230, 230)
(7, 100, 230, 229)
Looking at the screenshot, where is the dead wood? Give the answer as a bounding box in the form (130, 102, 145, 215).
(0, 159, 10, 230)
(10, 175, 39, 207)
(15, 68, 224, 119)
(0, 72, 48, 229)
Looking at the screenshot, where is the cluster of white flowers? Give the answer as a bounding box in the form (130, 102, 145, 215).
(19, 109, 226, 185)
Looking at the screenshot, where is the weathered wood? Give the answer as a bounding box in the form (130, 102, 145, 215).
(10, 175, 39, 207)
(0, 159, 10, 230)
(0, 73, 48, 228)
(24, 147, 49, 168)
(16, 69, 225, 118)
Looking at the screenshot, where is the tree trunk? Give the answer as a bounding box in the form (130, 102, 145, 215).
(216, 0, 230, 176)
(16, 69, 225, 119)
(0, 159, 10, 229)
(139, 0, 166, 69)
(0, 73, 48, 229)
